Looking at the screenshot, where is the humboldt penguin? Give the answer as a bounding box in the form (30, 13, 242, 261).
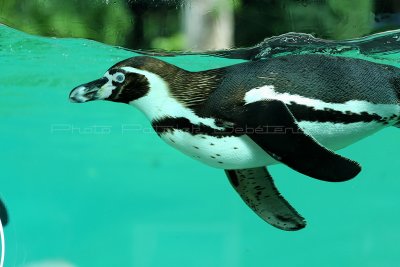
(69, 55, 400, 230)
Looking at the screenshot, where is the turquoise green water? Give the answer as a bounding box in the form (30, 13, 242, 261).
(1, 25, 400, 267)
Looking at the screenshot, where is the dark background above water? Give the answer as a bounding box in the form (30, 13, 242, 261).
(1, 0, 400, 50)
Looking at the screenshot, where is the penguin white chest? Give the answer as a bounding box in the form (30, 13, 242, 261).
(159, 131, 276, 169)
(158, 120, 389, 170)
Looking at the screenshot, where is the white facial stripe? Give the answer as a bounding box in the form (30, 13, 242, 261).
(244, 85, 400, 118)
(104, 72, 113, 80)
(121, 66, 224, 129)
(97, 71, 116, 99)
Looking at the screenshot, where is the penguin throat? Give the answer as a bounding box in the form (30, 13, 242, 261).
(127, 69, 224, 128)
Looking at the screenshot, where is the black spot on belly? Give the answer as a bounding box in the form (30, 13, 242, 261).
(233, 147, 238, 150)
(210, 143, 215, 146)
(211, 156, 216, 159)
(193, 146, 199, 149)
(216, 154, 221, 157)
(218, 161, 224, 164)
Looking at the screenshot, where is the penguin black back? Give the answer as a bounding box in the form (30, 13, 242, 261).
(212, 54, 400, 105)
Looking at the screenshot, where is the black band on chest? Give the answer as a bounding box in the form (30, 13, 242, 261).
(151, 117, 238, 137)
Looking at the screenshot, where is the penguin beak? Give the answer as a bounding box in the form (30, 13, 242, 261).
(69, 77, 109, 103)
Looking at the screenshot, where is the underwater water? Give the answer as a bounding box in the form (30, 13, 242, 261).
(1, 24, 400, 267)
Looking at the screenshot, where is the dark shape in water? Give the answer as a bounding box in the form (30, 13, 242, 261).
(0, 198, 8, 226)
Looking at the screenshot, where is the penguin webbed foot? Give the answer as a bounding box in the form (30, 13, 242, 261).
(226, 167, 306, 231)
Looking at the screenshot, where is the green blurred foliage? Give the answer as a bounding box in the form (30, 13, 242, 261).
(234, 1, 291, 46)
(0, 0, 184, 49)
(285, 0, 373, 39)
(0, 0, 382, 50)
(235, 0, 374, 46)
(328, 0, 373, 39)
(0, 0, 132, 45)
(151, 33, 185, 50)
(127, 4, 182, 50)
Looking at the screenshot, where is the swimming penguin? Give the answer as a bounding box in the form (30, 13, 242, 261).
(69, 54, 400, 231)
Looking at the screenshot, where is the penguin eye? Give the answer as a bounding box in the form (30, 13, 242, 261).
(114, 73, 125, 83)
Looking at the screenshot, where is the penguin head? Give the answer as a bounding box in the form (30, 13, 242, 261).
(69, 56, 171, 104)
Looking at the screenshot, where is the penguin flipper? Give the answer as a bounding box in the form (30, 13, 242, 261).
(232, 100, 361, 182)
(225, 167, 306, 231)
(0, 198, 8, 226)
